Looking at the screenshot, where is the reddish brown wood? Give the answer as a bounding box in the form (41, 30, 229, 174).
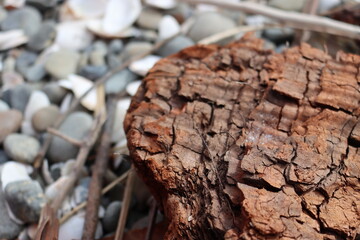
(124, 34, 360, 240)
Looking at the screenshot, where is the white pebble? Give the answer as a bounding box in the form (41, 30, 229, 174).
(158, 15, 180, 40)
(126, 80, 142, 96)
(1, 161, 31, 189)
(129, 55, 161, 76)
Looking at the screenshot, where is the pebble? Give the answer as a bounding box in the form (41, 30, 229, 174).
(0, 6, 7, 23)
(60, 159, 87, 178)
(158, 15, 180, 40)
(0, 187, 22, 239)
(45, 176, 70, 201)
(49, 162, 64, 181)
(8, 84, 33, 112)
(42, 82, 68, 104)
(90, 41, 108, 66)
(4, 180, 46, 223)
(55, 21, 94, 51)
(112, 98, 131, 143)
(27, 21, 56, 51)
(136, 7, 163, 30)
(27, 0, 58, 9)
(73, 177, 90, 204)
(0, 150, 8, 164)
(15, 51, 38, 76)
(4, 133, 40, 164)
(0, 100, 10, 112)
(263, 27, 294, 43)
(48, 112, 93, 163)
(1, 161, 31, 190)
(105, 69, 137, 94)
(79, 65, 107, 80)
(24, 90, 50, 121)
(187, 12, 236, 43)
(126, 80, 142, 96)
(103, 201, 122, 233)
(269, 0, 306, 11)
(32, 105, 60, 132)
(1, 71, 24, 91)
(45, 49, 80, 79)
(108, 39, 123, 54)
(156, 35, 194, 57)
(25, 63, 46, 82)
(129, 55, 161, 76)
(120, 41, 153, 62)
(0, 110, 22, 143)
(1, 6, 42, 37)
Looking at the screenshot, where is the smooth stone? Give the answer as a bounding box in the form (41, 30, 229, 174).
(0, 6, 7, 23)
(158, 15, 180, 40)
(108, 39, 123, 54)
(89, 41, 107, 66)
(103, 201, 122, 233)
(42, 82, 68, 104)
(129, 55, 161, 76)
(79, 65, 107, 81)
(1, 161, 31, 190)
(126, 80, 141, 96)
(136, 7, 163, 30)
(72, 177, 90, 204)
(105, 69, 137, 94)
(24, 90, 50, 121)
(45, 49, 80, 79)
(4, 180, 46, 223)
(48, 112, 93, 163)
(137, 29, 158, 42)
(1, 6, 41, 37)
(45, 176, 71, 201)
(112, 98, 131, 142)
(15, 51, 38, 76)
(27, 21, 56, 51)
(0, 150, 8, 164)
(49, 162, 64, 181)
(188, 12, 236, 43)
(27, 0, 58, 8)
(1, 71, 24, 91)
(4, 134, 40, 164)
(0, 110, 22, 143)
(9, 84, 33, 112)
(120, 41, 153, 62)
(263, 27, 294, 43)
(3, 56, 16, 72)
(25, 63, 46, 82)
(156, 35, 194, 57)
(107, 53, 122, 70)
(0, 186, 22, 239)
(32, 105, 60, 132)
(0, 100, 9, 112)
(269, 0, 306, 11)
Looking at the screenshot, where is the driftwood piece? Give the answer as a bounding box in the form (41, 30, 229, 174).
(124, 34, 360, 240)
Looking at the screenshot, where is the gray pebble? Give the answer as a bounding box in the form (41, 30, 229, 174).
(16, 50, 38, 76)
(103, 201, 122, 233)
(0, 6, 7, 24)
(4, 133, 40, 164)
(188, 12, 236, 43)
(0, 150, 9, 164)
(107, 54, 122, 70)
(269, 0, 306, 11)
(136, 8, 163, 30)
(42, 82, 67, 104)
(32, 105, 60, 132)
(0, 186, 22, 239)
(48, 112, 93, 163)
(156, 35, 194, 57)
(27, 0, 57, 9)
(79, 65, 107, 80)
(28, 21, 56, 51)
(49, 162, 64, 181)
(0, 110, 22, 143)
(4, 180, 46, 223)
(120, 41, 153, 62)
(1, 6, 41, 37)
(108, 39, 123, 54)
(45, 49, 80, 79)
(105, 69, 137, 94)
(0, 99, 10, 112)
(25, 63, 46, 82)
(263, 28, 294, 43)
(9, 84, 33, 112)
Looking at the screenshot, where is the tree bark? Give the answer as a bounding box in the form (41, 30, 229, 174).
(124, 34, 360, 240)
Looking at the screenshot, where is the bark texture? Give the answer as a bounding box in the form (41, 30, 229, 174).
(124, 34, 360, 240)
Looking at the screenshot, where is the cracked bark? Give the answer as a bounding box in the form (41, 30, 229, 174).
(124, 34, 360, 240)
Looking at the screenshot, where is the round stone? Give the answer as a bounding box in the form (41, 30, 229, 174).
(136, 8, 163, 30)
(105, 69, 137, 94)
(45, 49, 80, 79)
(102, 201, 122, 233)
(32, 105, 60, 132)
(0, 110, 22, 143)
(79, 65, 108, 81)
(269, 0, 306, 11)
(156, 35, 194, 57)
(4, 133, 40, 164)
(0, 187, 22, 239)
(0, 100, 10, 112)
(9, 84, 33, 112)
(120, 41, 153, 62)
(187, 12, 236, 43)
(42, 82, 68, 104)
(1, 6, 41, 37)
(27, 21, 56, 51)
(48, 112, 93, 163)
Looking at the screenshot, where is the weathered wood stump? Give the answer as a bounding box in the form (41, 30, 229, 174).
(124, 34, 360, 240)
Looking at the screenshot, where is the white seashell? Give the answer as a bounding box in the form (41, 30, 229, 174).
(59, 93, 73, 113)
(126, 80, 142, 96)
(0, 30, 28, 51)
(145, 0, 177, 9)
(67, 0, 108, 19)
(4, 0, 25, 8)
(59, 212, 85, 240)
(59, 74, 98, 111)
(1, 161, 31, 190)
(111, 98, 131, 143)
(55, 21, 94, 51)
(158, 15, 180, 40)
(129, 55, 161, 76)
(87, 19, 141, 38)
(24, 90, 50, 121)
(102, 0, 141, 35)
(42, 159, 54, 185)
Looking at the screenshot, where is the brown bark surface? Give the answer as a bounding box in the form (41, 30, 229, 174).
(124, 34, 360, 240)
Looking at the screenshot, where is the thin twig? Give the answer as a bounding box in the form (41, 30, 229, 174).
(181, 0, 360, 39)
(33, 33, 181, 170)
(82, 96, 117, 240)
(114, 166, 136, 240)
(47, 128, 83, 147)
(59, 169, 130, 224)
(145, 198, 158, 240)
(296, 0, 319, 43)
